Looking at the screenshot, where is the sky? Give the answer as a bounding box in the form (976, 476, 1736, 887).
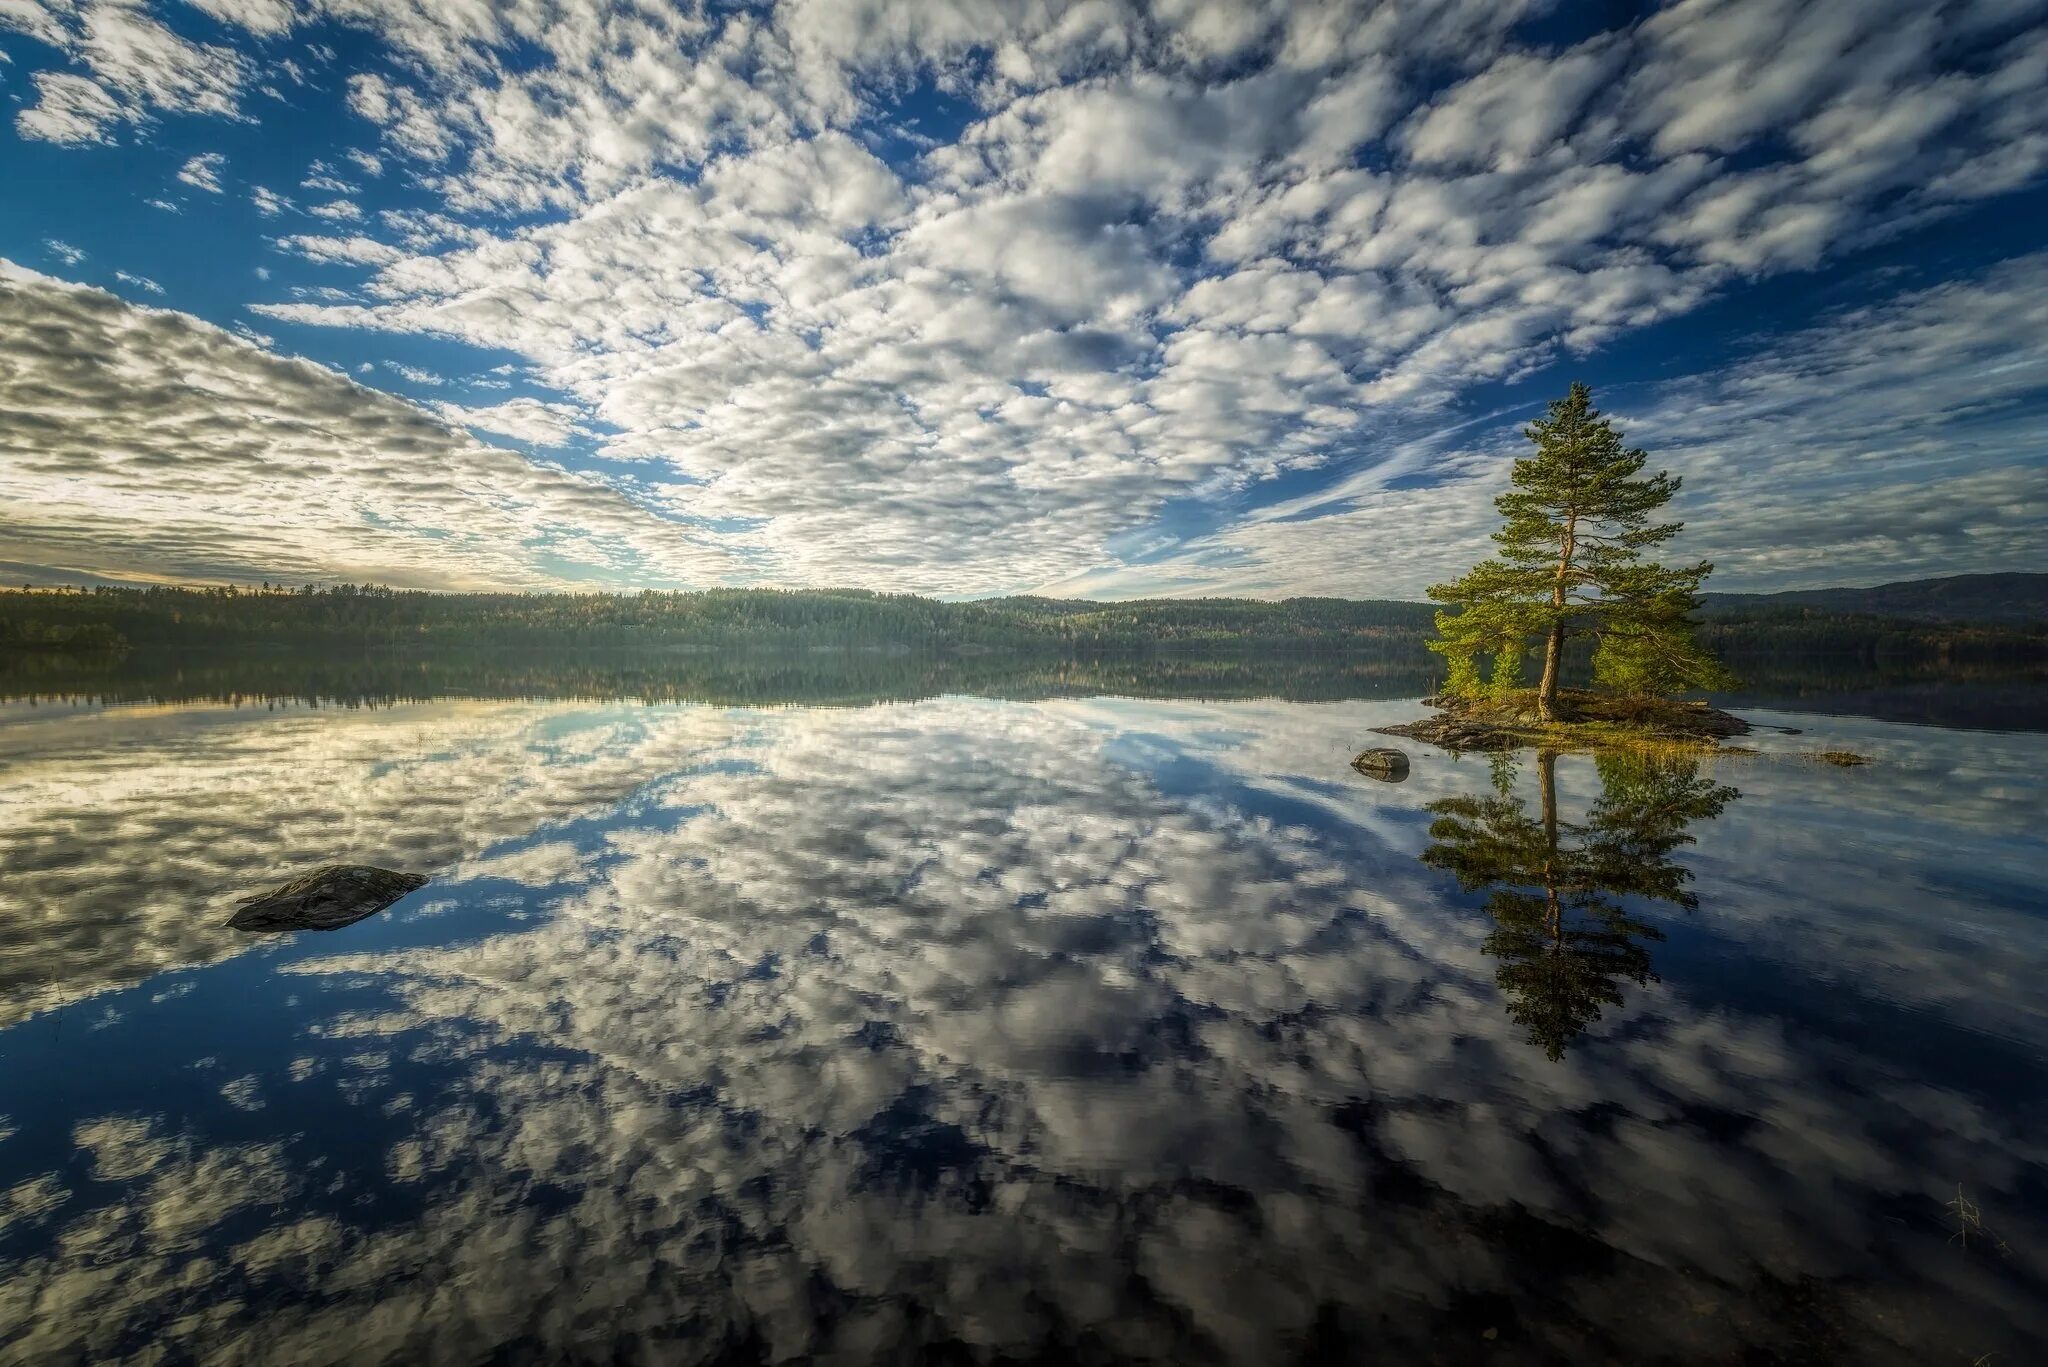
(1, 0, 2044, 600)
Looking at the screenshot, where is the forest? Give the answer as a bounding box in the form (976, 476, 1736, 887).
(1, 583, 2042, 665)
(0, 585, 1433, 652)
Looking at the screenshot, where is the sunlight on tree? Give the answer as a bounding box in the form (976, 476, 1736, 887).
(1427, 383, 1734, 721)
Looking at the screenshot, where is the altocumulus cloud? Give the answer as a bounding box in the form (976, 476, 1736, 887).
(1, 0, 2045, 591)
(0, 266, 744, 588)
(1107, 253, 2048, 598)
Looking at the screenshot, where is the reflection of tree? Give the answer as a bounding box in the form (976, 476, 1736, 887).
(1423, 751, 1737, 1060)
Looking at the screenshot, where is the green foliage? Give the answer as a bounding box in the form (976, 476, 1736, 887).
(1426, 382, 1729, 708)
(1486, 634, 1524, 697)
(0, 614, 127, 651)
(0, 584, 1435, 654)
(1428, 593, 1535, 700)
(1439, 636, 1483, 698)
(3, 583, 2040, 681)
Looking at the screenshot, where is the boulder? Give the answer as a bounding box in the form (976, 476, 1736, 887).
(1351, 747, 1411, 781)
(228, 864, 427, 932)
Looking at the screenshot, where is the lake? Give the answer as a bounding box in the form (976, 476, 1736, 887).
(2, 664, 2045, 1364)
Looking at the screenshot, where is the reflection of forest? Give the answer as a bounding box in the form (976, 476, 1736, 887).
(3, 644, 2043, 720)
(1423, 752, 1737, 1060)
(0, 646, 1442, 708)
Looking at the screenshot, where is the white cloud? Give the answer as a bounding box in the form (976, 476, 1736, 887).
(5, 0, 252, 144)
(436, 396, 591, 447)
(14, 71, 127, 144)
(43, 238, 87, 266)
(177, 152, 227, 193)
(0, 263, 748, 590)
(249, 185, 292, 216)
(1082, 252, 2048, 598)
(113, 269, 165, 294)
(1402, 38, 1626, 170)
(276, 233, 402, 265)
(182, 0, 298, 39)
(2, 0, 2045, 592)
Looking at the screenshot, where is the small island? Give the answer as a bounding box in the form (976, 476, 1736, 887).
(1374, 687, 1750, 754)
(1371, 383, 1819, 760)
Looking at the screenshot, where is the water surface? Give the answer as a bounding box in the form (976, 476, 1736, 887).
(2, 675, 2044, 1363)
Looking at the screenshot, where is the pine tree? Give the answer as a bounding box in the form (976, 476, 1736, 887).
(1427, 382, 1731, 722)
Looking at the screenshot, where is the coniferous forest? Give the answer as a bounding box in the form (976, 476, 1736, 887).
(1, 583, 2042, 664)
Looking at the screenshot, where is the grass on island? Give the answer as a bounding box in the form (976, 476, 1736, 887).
(1375, 687, 1755, 758)
(1373, 688, 1874, 765)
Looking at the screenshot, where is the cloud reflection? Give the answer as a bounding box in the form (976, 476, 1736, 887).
(1, 696, 2044, 1362)
(0, 699, 750, 1027)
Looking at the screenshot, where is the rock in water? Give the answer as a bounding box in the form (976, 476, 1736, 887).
(1351, 747, 1411, 781)
(228, 864, 427, 932)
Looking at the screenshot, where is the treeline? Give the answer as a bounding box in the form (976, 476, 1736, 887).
(1, 585, 2041, 662)
(0, 615, 127, 651)
(6, 644, 2039, 729)
(0, 585, 1434, 652)
(1694, 605, 2048, 664)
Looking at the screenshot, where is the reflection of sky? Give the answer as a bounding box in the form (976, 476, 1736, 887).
(2, 697, 2045, 1363)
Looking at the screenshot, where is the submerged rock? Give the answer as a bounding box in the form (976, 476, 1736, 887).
(1351, 747, 1412, 781)
(228, 864, 427, 932)
(1805, 750, 1872, 767)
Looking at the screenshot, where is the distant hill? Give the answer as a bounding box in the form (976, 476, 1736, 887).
(2, 579, 2042, 667)
(1703, 574, 2048, 625)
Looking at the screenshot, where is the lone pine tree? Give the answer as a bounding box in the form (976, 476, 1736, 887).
(1427, 382, 1731, 722)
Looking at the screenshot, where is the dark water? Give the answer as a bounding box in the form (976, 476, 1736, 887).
(2, 668, 2045, 1364)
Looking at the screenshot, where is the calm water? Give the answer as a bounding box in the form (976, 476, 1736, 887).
(2, 674, 2045, 1364)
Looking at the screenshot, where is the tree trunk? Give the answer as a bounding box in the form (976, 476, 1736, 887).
(1537, 618, 1565, 722)
(1538, 516, 1576, 723)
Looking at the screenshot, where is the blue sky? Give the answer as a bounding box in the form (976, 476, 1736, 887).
(2, 0, 2045, 597)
